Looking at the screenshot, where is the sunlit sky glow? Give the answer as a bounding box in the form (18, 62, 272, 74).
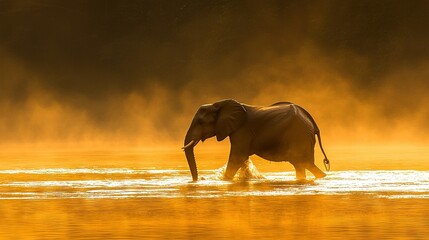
(1, 1, 429, 149)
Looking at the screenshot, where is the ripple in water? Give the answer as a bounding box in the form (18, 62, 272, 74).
(0, 160, 428, 199)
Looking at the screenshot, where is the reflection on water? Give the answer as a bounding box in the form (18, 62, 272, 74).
(0, 147, 428, 239)
(0, 168, 428, 199)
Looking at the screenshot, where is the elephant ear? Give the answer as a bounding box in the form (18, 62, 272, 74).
(213, 99, 247, 141)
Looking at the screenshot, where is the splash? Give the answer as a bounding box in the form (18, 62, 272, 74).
(215, 159, 265, 180)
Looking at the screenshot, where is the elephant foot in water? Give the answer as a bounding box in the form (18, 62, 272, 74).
(294, 163, 327, 180)
(219, 159, 265, 180)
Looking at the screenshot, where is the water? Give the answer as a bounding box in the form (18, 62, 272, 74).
(0, 147, 428, 239)
(1, 168, 428, 200)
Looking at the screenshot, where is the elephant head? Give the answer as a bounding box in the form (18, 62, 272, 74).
(183, 99, 247, 181)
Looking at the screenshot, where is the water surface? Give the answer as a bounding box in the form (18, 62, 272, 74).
(0, 146, 428, 239)
(0, 168, 428, 199)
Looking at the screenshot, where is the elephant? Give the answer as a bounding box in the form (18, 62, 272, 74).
(182, 99, 330, 181)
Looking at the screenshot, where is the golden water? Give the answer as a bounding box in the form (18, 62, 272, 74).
(0, 146, 428, 239)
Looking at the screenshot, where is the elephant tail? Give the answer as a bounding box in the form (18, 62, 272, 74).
(293, 104, 331, 171)
(316, 131, 330, 172)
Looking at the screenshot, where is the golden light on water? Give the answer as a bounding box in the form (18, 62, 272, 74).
(0, 147, 428, 239)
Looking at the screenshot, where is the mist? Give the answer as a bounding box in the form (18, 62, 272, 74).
(1, 0, 429, 148)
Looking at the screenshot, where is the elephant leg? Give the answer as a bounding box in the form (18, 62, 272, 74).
(306, 164, 326, 178)
(293, 164, 307, 180)
(224, 159, 245, 180)
(224, 150, 248, 180)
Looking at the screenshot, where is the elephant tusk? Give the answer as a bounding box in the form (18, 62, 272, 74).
(182, 140, 195, 150)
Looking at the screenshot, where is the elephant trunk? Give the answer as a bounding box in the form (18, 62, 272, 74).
(184, 134, 198, 181)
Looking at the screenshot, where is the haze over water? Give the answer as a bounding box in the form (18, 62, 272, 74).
(0, 146, 428, 239)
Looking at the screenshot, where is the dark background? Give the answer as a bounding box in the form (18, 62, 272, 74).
(1, 0, 428, 146)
